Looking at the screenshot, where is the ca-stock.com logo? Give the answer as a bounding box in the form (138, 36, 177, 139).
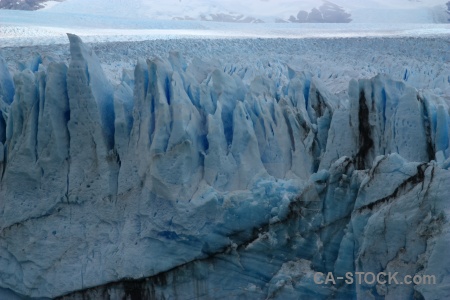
(314, 272, 436, 286)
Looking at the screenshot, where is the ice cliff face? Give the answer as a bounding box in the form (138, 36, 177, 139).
(0, 35, 449, 299)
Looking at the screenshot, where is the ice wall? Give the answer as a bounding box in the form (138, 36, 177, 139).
(0, 35, 449, 299)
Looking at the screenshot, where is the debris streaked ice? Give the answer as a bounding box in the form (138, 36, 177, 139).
(0, 33, 449, 299)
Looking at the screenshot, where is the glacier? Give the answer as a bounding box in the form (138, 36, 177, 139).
(0, 34, 449, 299)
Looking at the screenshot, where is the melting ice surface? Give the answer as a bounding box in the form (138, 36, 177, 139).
(0, 32, 449, 299)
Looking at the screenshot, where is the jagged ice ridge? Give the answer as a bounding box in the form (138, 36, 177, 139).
(0, 34, 449, 299)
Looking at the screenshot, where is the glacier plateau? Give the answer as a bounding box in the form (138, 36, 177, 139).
(0, 34, 449, 299)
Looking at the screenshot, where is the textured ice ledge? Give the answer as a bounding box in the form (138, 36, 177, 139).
(0, 34, 449, 299)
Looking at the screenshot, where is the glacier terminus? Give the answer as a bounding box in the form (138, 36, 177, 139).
(0, 31, 449, 299)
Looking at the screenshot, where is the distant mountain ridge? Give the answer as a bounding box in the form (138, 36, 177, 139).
(0, 0, 353, 23)
(0, 0, 63, 10)
(1, 0, 449, 23)
(287, 1, 351, 23)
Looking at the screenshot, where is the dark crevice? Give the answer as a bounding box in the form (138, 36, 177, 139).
(355, 90, 374, 170)
(123, 280, 144, 300)
(414, 290, 426, 300)
(0, 113, 6, 144)
(283, 111, 296, 152)
(311, 139, 321, 173)
(403, 69, 409, 81)
(148, 91, 156, 147)
(116, 152, 122, 168)
(314, 91, 325, 117)
(381, 88, 387, 136)
(221, 105, 234, 147)
(0, 146, 6, 180)
(418, 95, 435, 161)
(65, 86, 71, 203)
(304, 78, 311, 109)
(165, 76, 171, 106)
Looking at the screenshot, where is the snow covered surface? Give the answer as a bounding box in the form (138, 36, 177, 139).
(0, 31, 449, 299)
(2, 32, 450, 98)
(1, 0, 450, 49)
(2, 22, 450, 48)
(2, 5, 450, 98)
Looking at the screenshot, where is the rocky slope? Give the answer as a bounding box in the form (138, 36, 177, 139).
(287, 1, 351, 23)
(0, 0, 63, 10)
